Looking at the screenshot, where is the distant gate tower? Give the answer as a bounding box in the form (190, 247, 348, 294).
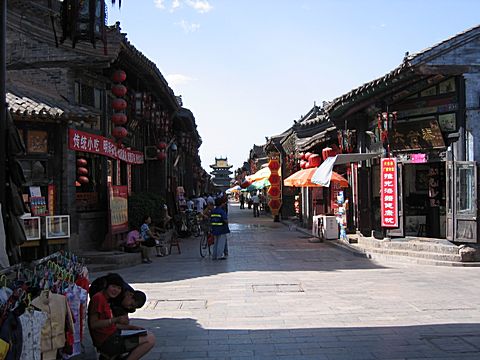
(210, 157, 233, 192)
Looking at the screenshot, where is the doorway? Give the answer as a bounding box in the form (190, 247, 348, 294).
(402, 163, 446, 238)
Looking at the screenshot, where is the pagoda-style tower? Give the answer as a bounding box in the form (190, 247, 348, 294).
(210, 157, 233, 192)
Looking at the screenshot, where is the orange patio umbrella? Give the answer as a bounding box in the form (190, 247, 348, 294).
(284, 168, 348, 188)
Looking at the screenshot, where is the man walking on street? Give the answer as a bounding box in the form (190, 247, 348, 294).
(210, 198, 230, 260)
(252, 192, 260, 217)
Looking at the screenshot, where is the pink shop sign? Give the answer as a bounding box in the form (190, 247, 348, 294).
(410, 153, 427, 163)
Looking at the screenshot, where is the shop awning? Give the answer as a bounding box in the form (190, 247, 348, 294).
(284, 167, 348, 188)
(246, 166, 282, 182)
(312, 153, 380, 187)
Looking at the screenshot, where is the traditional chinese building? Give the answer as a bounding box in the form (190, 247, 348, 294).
(325, 25, 480, 243)
(210, 158, 233, 192)
(6, 0, 204, 258)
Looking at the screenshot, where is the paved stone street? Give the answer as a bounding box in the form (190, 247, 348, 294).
(85, 203, 480, 359)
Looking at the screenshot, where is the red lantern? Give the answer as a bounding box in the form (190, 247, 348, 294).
(309, 154, 321, 167)
(300, 160, 307, 169)
(112, 98, 127, 111)
(268, 159, 280, 172)
(76, 158, 87, 167)
(268, 199, 281, 210)
(305, 162, 311, 169)
(322, 147, 335, 161)
(305, 152, 312, 160)
(268, 174, 280, 185)
(267, 186, 281, 198)
(112, 70, 127, 83)
(157, 151, 167, 160)
(112, 113, 127, 125)
(112, 126, 128, 139)
(77, 167, 89, 176)
(78, 176, 89, 185)
(299, 152, 305, 160)
(157, 141, 167, 150)
(111, 84, 127, 97)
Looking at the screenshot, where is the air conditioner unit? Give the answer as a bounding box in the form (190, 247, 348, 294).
(144, 146, 158, 160)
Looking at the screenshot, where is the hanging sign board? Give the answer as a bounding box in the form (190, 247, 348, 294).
(68, 129, 144, 164)
(380, 158, 398, 228)
(108, 185, 129, 234)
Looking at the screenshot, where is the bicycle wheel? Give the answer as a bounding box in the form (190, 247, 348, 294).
(200, 233, 209, 257)
(193, 224, 201, 237)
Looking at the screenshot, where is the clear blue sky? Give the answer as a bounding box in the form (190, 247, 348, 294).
(108, 1, 480, 171)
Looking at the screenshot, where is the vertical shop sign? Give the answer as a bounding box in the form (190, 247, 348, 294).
(127, 164, 132, 196)
(108, 185, 129, 234)
(381, 158, 398, 227)
(116, 160, 121, 186)
(48, 184, 55, 216)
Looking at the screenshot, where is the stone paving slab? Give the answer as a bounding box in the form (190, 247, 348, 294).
(80, 203, 480, 359)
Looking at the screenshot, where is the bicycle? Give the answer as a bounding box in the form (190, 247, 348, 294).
(199, 220, 212, 258)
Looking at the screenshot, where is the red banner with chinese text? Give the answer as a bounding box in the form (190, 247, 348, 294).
(381, 158, 398, 228)
(68, 129, 144, 165)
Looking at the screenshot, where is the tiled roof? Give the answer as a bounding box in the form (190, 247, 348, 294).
(326, 24, 480, 116)
(7, 81, 98, 121)
(121, 37, 179, 110)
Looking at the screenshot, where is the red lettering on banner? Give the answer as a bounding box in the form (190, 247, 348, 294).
(68, 129, 144, 164)
(380, 158, 398, 228)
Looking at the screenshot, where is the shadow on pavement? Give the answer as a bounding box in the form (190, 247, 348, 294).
(84, 317, 480, 359)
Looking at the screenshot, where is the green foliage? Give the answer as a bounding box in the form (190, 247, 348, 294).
(128, 192, 165, 230)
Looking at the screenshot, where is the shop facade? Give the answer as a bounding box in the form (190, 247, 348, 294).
(326, 26, 480, 243)
(6, 1, 204, 258)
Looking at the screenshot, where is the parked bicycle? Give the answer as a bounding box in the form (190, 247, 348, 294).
(199, 219, 212, 257)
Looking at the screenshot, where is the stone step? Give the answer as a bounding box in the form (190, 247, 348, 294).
(361, 250, 480, 267)
(328, 239, 480, 267)
(358, 237, 461, 255)
(77, 250, 142, 268)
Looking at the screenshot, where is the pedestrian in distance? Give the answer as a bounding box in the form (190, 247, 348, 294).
(239, 193, 245, 209)
(251, 192, 260, 217)
(210, 198, 230, 260)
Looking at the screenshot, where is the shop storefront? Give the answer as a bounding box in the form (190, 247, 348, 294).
(68, 128, 144, 249)
(368, 77, 461, 239)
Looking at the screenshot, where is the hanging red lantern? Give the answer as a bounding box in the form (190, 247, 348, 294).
(299, 152, 305, 160)
(112, 126, 128, 139)
(300, 160, 307, 169)
(309, 154, 321, 167)
(112, 70, 127, 83)
(112, 113, 127, 125)
(77, 167, 89, 176)
(322, 147, 335, 160)
(157, 141, 167, 150)
(267, 186, 280, 198)
(305, 161, 311, 169)
(78, 176, 89, 185)
(268, 174, 280, 185)
(268, 199, 281, 210)
(268, 159, 280, 172)
(305, 152, 312, 160)
(157, 151, 167, 160)
(112, 98, 127, 111)
(76, 158, 87, 167)
(111, 84, 127, 97)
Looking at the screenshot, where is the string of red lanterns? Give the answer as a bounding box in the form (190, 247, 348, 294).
(111, 69, 128, 143)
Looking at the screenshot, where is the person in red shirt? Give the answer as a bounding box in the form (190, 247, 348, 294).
(88, 273, 155, 359)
